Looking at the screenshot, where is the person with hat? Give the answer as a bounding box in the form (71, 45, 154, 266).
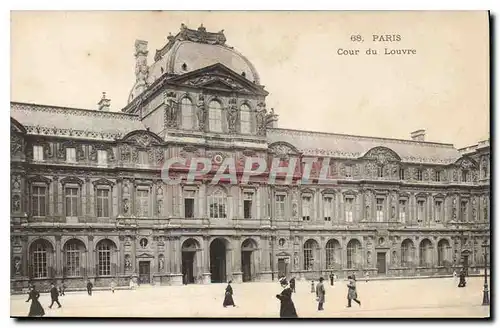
(316, 277, 326, 311)
(48, 283, 62, 309)
(346, 275, 361, 307)
(276, 278, 298, 317)
(223, 280, 236, 307)
(289, 276, 296, 293)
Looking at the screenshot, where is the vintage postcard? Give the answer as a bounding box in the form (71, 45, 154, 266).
(10, 11, 490, 318)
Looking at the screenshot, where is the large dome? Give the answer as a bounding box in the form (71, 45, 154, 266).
(128, 24, 261, 103)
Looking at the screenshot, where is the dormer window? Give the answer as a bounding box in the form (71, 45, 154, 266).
(182, 63, 187, 71)
(161, 67, 164, 74)
(33, 145, 44, 161)
(241, 72, 246, 78)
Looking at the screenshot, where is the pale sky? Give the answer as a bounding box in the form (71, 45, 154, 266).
(11, 11, 489, 148)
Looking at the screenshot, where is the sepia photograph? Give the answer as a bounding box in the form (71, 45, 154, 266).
(9, 10, 490, 318)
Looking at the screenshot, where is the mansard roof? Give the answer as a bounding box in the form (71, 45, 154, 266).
(267, 128, 461, 165)
(10, 102, 145, 141)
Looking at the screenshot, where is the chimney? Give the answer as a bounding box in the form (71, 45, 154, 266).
(410, 129, 426, 141)
(98, 92, 111, 111)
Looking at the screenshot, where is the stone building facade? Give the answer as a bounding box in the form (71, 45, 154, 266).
(10, 24, 490, 291)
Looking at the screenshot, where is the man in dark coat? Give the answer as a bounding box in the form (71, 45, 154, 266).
(26, 285, 45, 317)
(49, 283, 62, 308)
(276, 281, 298, 318)
(329, 272, 334, 286)
(87, 280, 93, 296)
(346, 275, 361, 307)
(458, 269, 467, 288)
(316, 277, 326, 311)
(289, 277, 296, 293)
(223, 281, 236, 307)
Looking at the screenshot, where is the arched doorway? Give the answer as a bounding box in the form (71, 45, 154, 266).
(181, 238, 199, 284)
(241, 238, 258, 282)
(210, 238, 227, 283)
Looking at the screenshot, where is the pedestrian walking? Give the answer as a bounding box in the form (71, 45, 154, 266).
(458, 269, 467, 288)
(26, 285, 45, 317)
(365, 271, 369, 282)
(316, 277, 326, 311)
(110, 279, 116, 293)
(276, 279, 298, 318)
(346, 275, 361, 307)
(310, 280, 315, 293)
(59, 280, 66, 296)
(289, 277, 296, 293)
(87, 280, 93, 296)
(48, 283, 62, 309)
(329, 272, 334, 286)
(223, 280, 236, 307)
(352, 272, 357, 281)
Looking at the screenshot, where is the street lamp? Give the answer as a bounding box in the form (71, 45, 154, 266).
(481, 241, 489, 306)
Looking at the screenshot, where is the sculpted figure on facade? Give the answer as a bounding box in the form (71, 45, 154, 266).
(14, 257, 21, 275)
(256, 102, 267, 136)
(265, 108, 278, 128)
(227, 98, 238, 134)
(164, 92, 178, 128)
(196, 94, 206, 131)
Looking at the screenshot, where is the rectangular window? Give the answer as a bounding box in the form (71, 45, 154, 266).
(209, 191, 227, 219)
(209, 107, 223, 133)
(417, 200, 425, 222)
(240, 110, 251, 134)
(323, 196, 333, 221)
(376, 198, 384, 222)
(65, 243, 81, 277)
(460, 200, 468, 222)
(33, 246, 48, 278)
(345, 197, 354, 222)
(345, 165, 352, 178)
(462, 171, 468, 182)
(243, 192, 253, 219)
(377, 166, 384, 178)
(184, 190, 195, 218)
(138, 151, 148, 165)
(66, 148, 76, 163)
(136, 189, 150, 217)
(302, 195, 311, 221)
(96, 189, 110, 218)
(276, 194, 286, 219)
(399, 168, 405, 180)
(97, 246, 111, 276)
(435, 171, 441, 182)
(399, 199, 407, 223)
(97, 150, 108, 165)
(417, 169, 423, 181)
(65, 187, 79, 217)
(434, 200, 443, 222)
(33, 145, 44, 161)
(32, 186, 47, 217)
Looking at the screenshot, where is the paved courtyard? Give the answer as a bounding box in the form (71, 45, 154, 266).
(11, 277, 490, 318)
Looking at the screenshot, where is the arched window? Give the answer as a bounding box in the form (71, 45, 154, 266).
(209, 188, 227, 219)
(181, 97, 193, 129)
(401, 239, 414, 267)
(437, 239, 450, 266)
(303, 239, 318, 270)
(346, 239, 361, 269)
(326, 239, 341, 269)
(208, 100, 223, 133)
(97, 239, 114, 276)
(31, 241, 49, 278)
(240, 104, 252, 134)
(64, 239, 86, 277)
(419, 239, 433, 267)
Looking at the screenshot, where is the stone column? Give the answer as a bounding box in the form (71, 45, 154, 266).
(232, 236, 242, 283)
(119, 236, 125, 275)
(55, 235, 62, 277)
(170, 237, 183, 285)
(88, 235, 94, 278)
(131, 236, 137, 274)
(260, 235, 272, 281)
(202, 236, 211, 284)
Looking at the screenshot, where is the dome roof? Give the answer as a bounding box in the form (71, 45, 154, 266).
(147, 24, 260, 86)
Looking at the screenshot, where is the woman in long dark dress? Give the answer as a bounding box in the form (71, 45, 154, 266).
(276, 281, 298, 318)
(223, 281, 236, 307)
(26, 285, 45, 317)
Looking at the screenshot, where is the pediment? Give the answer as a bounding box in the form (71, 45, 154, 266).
(119, 130, 164, 148)
(11, 118, 26, 134)
(361, 146, 401, 164)
(268, 142, 301, 159)
(453, 156, 477, 170)
(168, 63, 268, 96)
(136, 252, 154, 259)
(276, 251, 291, 257)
